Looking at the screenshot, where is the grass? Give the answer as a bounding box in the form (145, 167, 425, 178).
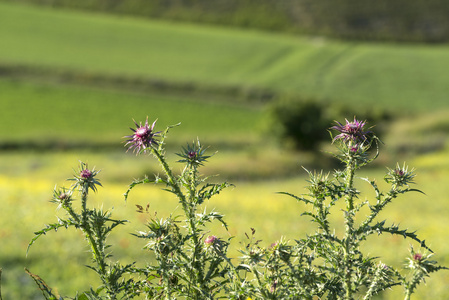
(0, 79, 262, 145)
(2, 2, 449, 112)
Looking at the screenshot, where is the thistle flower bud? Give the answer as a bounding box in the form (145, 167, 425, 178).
(51, 187, 73, 208)
(69, 162, 102, 194)
(413, 253, 423, 261)
(385, 162, 416, 187)
(176, 140, 211, 167)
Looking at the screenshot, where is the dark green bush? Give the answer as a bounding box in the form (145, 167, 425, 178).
(267, 97, 330, 150)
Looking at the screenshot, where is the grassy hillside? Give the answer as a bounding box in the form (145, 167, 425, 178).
(3, 0, 449, 43)
(0, 79, 261, 145)
(2, 2, 449, 113)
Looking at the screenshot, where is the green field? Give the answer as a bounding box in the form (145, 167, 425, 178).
(2, 2, 449, 299)
(0, 79, 261, 144)
(2, 2, 449, 112)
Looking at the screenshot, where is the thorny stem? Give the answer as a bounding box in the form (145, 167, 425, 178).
(187, 166, 206, 293)
(151, 147, 187, 210)
(79, 187, 108, 287)
(363, 264, 383, 300)
(343, 150, 356, 300)
(151, 147, 206, 295)
(359, 191, 395, 233)
(159, 255, 172, 300)
(404, 289, 412, 300)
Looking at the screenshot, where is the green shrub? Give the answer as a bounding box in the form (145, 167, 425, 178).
(266, 97, 330, 150)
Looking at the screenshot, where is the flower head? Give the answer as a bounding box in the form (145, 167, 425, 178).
(125, 118, 160, 154)
(406, 247, 439, 273)
(205, 235, 218, 246)
(69, 161, 102, 195)
(204, 235, 226, 253)
(385, 162, 416, 187)
(51, 187, 73, 208)
(413, 253, 423, 261)
(80, 169, 92, 179)
(331, 117, 371, 144)
(176, 140, 211, 167)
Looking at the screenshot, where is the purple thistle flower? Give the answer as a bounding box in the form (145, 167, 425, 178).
(331, 118, 371, 143)
(188, 151, 197, 159)
(80, 169, 92, 179)
(51, 187, 73, 207)
(205, 235, 217, 245)
(413, 253, 423, 261)
(59, 193, 69, 201)
(395, 169, 405, 176)
(385, 163, 416, 187)
(69, 162, 102, 194)
(125, 118, 160, 154)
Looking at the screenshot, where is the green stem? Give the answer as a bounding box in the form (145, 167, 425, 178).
(79, 189, 108, 283)
(0, 268, 2, 300)
(359, 192, 395, 233)
(65, 191, 110, 295)
(404, 283, 412, 300)
(151, 148, 206, 295)
(151, 148, 187, 209)
(158, 254, 172, 300)
(343, 153, 356, 300)
(187, 167, 206, 296)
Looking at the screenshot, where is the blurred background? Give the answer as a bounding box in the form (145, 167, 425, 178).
(1, 0, 449, 298)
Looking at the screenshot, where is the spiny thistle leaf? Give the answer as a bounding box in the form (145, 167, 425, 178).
(197, 182, 233, 205)
(369, 221, 432, 252)
(27, 218, 77, 255)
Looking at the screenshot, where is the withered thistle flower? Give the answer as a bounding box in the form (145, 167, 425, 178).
(125, 117, 160, 154)
(331, 117, 371, 143)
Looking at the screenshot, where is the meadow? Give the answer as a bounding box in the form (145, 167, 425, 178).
(3, 2, 449, 112)
(1, 1, 449, 299)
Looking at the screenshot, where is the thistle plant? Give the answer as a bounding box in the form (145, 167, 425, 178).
(28, 162, 138, 299)
(236, 117, 446, 299)
(23, 117, 446, 299)
(124, 118, 237, 299)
